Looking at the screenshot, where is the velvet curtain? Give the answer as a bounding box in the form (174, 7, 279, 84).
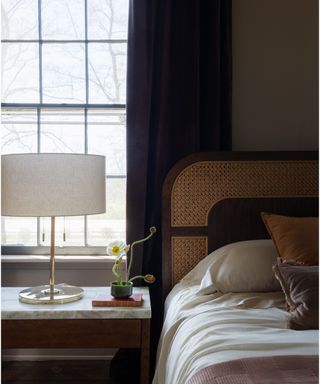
(117, 0, 232, 380)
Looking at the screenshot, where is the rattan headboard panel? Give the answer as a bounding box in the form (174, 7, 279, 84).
(162, 152, 318, 299)
(172, 161, 317, 227)
(172, 236, 208, 286)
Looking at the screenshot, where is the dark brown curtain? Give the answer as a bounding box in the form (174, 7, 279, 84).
(111, 0, 232, 381)
(127, 0, 232, 281)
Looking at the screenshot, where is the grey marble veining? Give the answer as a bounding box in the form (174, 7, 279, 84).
(1, 287, 151, 320)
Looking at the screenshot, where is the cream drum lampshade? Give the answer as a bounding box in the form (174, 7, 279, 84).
(1, 153, 106, 304)
(1, 153, 106, 217)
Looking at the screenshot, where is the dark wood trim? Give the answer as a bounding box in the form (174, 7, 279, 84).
(2, 360, 113, 384)
(2, 319, 141, 349)
(208, 197, 319, 252)
(140, 319, 150, 384)
(3, 317, 151, 384)
(170, 227, 208, 236)
(162, 173, 173, 306)
(162, 151, 318, 301)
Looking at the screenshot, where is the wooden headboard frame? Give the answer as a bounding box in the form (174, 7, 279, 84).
(162, 151, 318, 299)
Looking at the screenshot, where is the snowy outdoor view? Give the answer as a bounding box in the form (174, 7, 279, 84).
(1, 0, 129, 249)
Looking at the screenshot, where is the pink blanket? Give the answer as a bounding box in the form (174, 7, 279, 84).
(187, 355, 319, 384)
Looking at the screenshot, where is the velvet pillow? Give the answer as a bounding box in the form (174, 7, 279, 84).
(261, 213, 318, 265)
(273, 259, 319, 330)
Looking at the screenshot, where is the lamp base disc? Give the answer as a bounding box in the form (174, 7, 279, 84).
(19, 284, 84, 305)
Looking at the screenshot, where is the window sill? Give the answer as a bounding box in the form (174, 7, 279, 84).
(1, 255, 115, 270)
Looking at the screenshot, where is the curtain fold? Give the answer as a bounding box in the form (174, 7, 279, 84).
(123, 0, 232, 379)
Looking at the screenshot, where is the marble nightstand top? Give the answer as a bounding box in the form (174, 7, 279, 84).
(2, 286, 151, 320)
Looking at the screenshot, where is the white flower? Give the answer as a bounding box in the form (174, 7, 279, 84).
(106, 241, 128, 257)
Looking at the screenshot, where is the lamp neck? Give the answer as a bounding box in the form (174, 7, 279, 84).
(49, 216, 55, 296)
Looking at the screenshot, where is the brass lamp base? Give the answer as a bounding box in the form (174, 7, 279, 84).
(19, 283, 84, 305)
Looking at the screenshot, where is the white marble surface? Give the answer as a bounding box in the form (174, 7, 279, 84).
(2, 287, 151, 320)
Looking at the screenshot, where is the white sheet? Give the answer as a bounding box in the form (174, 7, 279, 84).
(153, 283, 319, 384)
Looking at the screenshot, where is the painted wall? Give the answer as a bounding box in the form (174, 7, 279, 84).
(232, 0, 318, 150)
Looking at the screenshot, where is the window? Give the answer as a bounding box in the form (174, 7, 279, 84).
(1, 0, 129, 254)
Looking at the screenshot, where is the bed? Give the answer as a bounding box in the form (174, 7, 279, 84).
(153, 151, 319, 384)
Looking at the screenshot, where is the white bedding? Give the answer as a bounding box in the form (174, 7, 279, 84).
(153, 283, 319, 384)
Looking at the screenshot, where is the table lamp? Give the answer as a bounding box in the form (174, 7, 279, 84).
(1, 153, 106, 304)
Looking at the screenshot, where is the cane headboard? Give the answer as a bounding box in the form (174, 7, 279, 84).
(162, 151, 318, 299)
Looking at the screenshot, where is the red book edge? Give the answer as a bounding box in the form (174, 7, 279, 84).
(92, 293, 143, 307)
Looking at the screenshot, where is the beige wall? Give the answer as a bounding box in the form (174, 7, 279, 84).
(232, 0, 318, 150)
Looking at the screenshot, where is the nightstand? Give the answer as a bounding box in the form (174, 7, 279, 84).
(2, 286, 151, 384)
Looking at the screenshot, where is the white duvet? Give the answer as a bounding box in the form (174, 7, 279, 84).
(152, 284, 319, 384)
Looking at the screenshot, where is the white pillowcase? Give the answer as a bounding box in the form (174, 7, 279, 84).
(182, 239, 281, 294)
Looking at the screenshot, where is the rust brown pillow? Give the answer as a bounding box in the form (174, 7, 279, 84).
(261, 213, 318, 265)
(273, 259, 319, 330)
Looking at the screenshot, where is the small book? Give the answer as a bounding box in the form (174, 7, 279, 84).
(92, 293, 143, 307)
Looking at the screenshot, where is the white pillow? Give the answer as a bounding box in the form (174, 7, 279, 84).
(195, 239, 281, 294)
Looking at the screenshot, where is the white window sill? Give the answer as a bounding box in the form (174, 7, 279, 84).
(1, 255, 115, 270)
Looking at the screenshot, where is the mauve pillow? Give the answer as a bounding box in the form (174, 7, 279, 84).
(273, 259, 319, 330)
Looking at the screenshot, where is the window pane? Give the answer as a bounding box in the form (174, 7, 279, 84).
(42, 0, 84, 40)
(1, 109, 38, 154)
(87, 177, 126, 245)
(2, 0, 38, 40)
(1, 0, 128, 254)
(42, 43, 85, 103)
(88, 109, 126, 175)
(88, 0, 129, 40)
(2, 43, 39, 103)
(1, 217, 37, 246)
(40, 217, 85, 246)
(88, 43, 126, 104)
(40, 109, 84, 152)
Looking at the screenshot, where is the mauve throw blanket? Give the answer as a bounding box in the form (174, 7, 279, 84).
(187, 355, 319, 384)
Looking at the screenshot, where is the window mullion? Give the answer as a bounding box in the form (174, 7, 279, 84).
(36, 107, 41, 246)
(36, 0, 43, 246)
(84, 0, 89, 247)
(84, 0, 89, 104)
(84, 108, 88, 246)
(1, 103, 125, 109)
(84, 0, 88, 246)
(38, 0, 43, 104)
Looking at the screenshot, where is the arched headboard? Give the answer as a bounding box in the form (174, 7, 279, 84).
(162, 151, 318, 299)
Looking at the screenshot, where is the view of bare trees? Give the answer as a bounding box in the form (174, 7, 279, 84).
(1, 0, 129, 248)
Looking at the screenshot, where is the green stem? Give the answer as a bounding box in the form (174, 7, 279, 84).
(112, 263, 121, 284)
(112, 254, 124, 284)
(128, 275, 145, 283)
(127, 230, 154, 280)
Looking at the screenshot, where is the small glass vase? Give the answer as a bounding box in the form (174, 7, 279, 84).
(110, 281, 133, 299)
